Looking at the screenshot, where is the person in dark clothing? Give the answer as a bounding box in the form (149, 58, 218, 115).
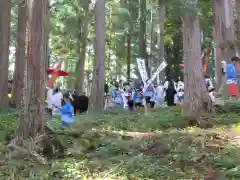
(71, 93, 89, 115)
(127, 99, 135, 111)
(150, 101, 155, 108)
(53, 87, 60, 95)
(165, 81, 177, 106)
(104, 83, 109, 96)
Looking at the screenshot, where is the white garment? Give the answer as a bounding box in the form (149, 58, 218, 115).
(163, 81, 169, 89)
(104, 99, 108, 110)
(123, 87, 130, 97)
(226, 79, 237, 84)
(121, 93, 128, 109)
(174, 94, 178, 104)
(176, 81, 184, 91)
(209, 92, 215, 103)
(47, 88, 53, 109)
(52, 92, 63, 107)
(205, 78, 215, 91)
(174, 82, 178, 90)
(52, 92, 63, 115)
(156, 85, 165, 99)
(175, 81, 184, 103)
(221, 61, 227, 73)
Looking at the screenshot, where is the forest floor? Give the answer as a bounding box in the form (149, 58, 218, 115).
(1, 105, 240, 179)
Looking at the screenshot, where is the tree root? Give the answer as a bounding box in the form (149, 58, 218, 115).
(7, 137, 47, 165)
(186, 116, 213, 129)
(53, 130, 84, 138)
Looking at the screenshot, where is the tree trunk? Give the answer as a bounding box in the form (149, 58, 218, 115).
(75, 3, 89, 92)
(157, 4, 165, 83)
(125, 0, 131, 81)
(106, 12, 112, 83)
(233, 0, 240, 85)
(212, 0, 235, 89)
(126, 33, 131, 81)
(149, 5, 154, 77)
(234, 0, 240, 54)
(182, 11, 211, 120)
(172, 33, 183, 80)
(12, 0, 27, 109)
(0, 0, 11, 107)
(139, 0, 148, 76)
(18, 0, 47, 138)
(88, 0, 106, 111)
(43, 0, 50, 83)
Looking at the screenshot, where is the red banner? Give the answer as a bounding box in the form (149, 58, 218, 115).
(47, 60, 63, 88)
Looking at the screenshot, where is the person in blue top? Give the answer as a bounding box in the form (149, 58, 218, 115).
(112, 83, 123, 108)
(53, 92, 74, 127)
(226, 56, 240, 98)
(142, 80, 155, 114)
(132, 88, 143, 108)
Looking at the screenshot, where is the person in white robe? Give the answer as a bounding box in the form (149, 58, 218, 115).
(47, 88, 53, 115)
(175, 81, 184, 104)
(155, 84, 165, 106)
(51, 88, 63, 116)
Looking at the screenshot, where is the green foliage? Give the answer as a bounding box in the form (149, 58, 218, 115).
(8, 0, 214, 85)
(2, 107, 240, 179)
(0, 108, 18, 140)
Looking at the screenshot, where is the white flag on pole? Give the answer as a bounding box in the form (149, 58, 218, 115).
(136, 58, 149, 84)
(148, 59, 167, 84)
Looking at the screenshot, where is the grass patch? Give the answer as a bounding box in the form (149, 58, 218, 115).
(1, 107, 240, 179)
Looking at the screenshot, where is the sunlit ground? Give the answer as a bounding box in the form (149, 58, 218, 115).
(1, 106, 240, 179)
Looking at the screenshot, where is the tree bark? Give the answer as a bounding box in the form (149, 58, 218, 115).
(88, 0, 106, 111)
(182, 11, 211, 120)
(234, 0, 240, 54)
(12, 0, 27, 109)
(18, 0, 47, 138)
(75, 25, 88, 91)
(233, 0, 240, 86)
(139, 0, 148, 75)
(126, 33, 131, 81)
(75, 2, 89, 92)
(122, 0, 131, 81)
(0, 0, 11, 107)
(212, 0, 235, 89)
(43, 1, 50, 83)
(149, 5, 154, 77)
(157, 4, 165, 83)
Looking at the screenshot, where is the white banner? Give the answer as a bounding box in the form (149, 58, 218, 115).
(136, 58, 149, 84)
(147, 59, 167, 84)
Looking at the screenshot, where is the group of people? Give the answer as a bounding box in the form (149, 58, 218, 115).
(46, 87, 89, 127)
(105, 58, 238, 111)
(47, 87, 74, 127)
(104, 79, 185, 113)
(46, 54, 240, 127)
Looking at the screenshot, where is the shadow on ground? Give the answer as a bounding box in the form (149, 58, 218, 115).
(2, 107, 240, 179)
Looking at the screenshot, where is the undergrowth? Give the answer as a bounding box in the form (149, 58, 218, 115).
(1, 105, 240, 179)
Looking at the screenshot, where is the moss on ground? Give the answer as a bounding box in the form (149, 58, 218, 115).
(1, 106, 240, 179)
